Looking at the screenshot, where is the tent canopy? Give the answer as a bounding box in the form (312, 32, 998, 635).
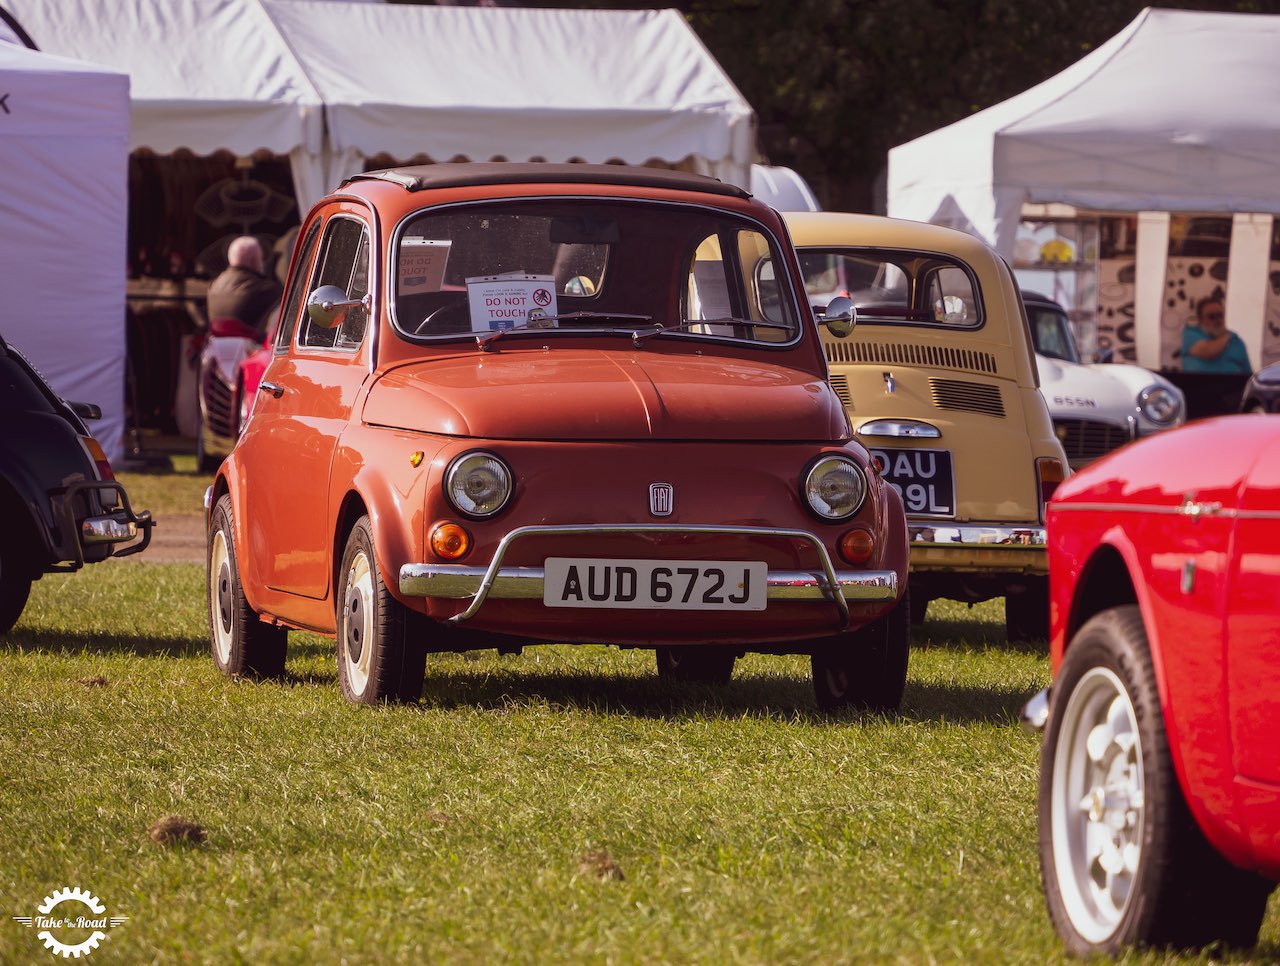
(888, 7, 1280, 256)
(6, 0, 755, 208)
(0, 42, 129, 459)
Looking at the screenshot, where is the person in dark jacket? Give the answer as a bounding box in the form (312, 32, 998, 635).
(207, 236, 283, 335)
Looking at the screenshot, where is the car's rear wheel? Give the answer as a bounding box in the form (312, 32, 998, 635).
(654, 645, 736, 685)
(1006, 577, 1049, 643)
(1039, 605, 1273, 954)
(810, 587, 910, 713)
(0, 533, 33, 634)
(336, 516, 426, 705)
(207, 494, 287, 677)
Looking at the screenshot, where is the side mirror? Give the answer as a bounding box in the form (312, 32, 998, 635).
(307, 285, 370, 329)
(820, 296, 856, 339)
(68, 400, 102, 421)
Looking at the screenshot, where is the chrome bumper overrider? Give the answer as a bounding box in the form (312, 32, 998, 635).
(1019, 687, 1050, 733)
(399, 523, 898, 627)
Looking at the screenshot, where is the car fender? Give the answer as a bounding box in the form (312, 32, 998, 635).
(331, 425, 442, 611)
(1065, 523, 1252, 868)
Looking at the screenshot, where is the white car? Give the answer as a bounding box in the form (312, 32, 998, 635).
(1024, 292, 1184, 468)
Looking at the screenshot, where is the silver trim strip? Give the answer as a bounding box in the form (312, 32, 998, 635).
(398, 523, 899, 626)
(907, 524, 1046, 548)
(1053, 501, 1280, 522)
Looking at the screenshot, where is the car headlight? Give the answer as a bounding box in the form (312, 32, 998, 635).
(1138, 385, 1182, 425)
(803, 455, 867, 520)
(445, 451, 513, 517)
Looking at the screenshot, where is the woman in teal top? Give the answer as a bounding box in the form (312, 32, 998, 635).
(1181, 298, 1252, 373)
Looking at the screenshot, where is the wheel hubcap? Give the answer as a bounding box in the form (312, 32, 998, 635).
(209, 530, 234, 664)
(342, 552, 374, 695)
(1051, 665, 1145, 943)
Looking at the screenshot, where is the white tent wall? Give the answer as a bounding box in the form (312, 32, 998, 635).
(887, 7, 1280, 370)
(0, 43, 129, 460)
(3, 0, 328, 206)
(262, 1, 756, 206)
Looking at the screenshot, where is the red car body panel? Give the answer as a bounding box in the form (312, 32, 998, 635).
(1048, 415, 1280, 878)
(214, 165, 908, 650)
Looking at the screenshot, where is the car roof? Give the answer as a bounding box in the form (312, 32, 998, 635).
(342, 162, 751, 199)
(782, 210, 997, 259)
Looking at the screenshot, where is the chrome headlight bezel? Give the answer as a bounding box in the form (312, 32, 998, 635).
(802, 454, 868, 521)
(444, 450, 513, 518)
(1138, 385, 1182, 425)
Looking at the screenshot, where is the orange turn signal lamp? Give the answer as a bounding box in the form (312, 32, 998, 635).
(839, 528, 875, 565)
(430, 522, 471, 560)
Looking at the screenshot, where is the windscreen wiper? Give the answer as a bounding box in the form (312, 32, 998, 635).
(630, 317, 796, 347)
(476, 311, 653, 352)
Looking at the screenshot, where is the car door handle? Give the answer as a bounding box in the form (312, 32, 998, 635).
(259, 381, 285, 398)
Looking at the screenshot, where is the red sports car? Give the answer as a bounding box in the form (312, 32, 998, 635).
(207, 163, 910, 710)
(1025, 415, 1279, 953)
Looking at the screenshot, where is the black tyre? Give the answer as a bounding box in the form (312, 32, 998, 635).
(336, 516, 426, 705)
(810, 586, 910, 713)
(1039, 605, 1274, 954)
(908, 583, 930, 626)
(0, 534, 33, 634)
(207, 494, 287, 677)
(1006, 577, 1049, 643)
(655, 645, 736, 685)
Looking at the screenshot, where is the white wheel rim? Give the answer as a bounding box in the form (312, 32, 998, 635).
(1050, 665, 1145, 944)
(209, 529, 234, 665)
(342, 552, 375, 697)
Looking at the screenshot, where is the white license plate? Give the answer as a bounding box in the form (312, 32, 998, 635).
(543, 558, 767, 611)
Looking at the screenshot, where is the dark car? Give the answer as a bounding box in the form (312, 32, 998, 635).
(0, 333, 153, 631)
(1240, 360, 1280, 413)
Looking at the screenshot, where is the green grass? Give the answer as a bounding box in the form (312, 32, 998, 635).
(116, 453, 211, 518)
(2, 566, 1276, 964)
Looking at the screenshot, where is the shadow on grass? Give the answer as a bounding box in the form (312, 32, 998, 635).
(1, 627, 205, 658)
(912, 617, 1048, 656)
(391, 662, 1037, 727)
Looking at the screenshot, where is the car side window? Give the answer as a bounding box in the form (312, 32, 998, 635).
(275, 221, 321, 351)
(300, 217, 370, 350)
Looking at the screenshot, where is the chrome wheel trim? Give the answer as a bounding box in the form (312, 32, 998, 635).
(209, 528, 234, 665)
(1050, 665, 1145, 944)
(343, 552, 375, 697)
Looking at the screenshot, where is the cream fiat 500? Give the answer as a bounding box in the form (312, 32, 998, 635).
(783, 212, 1070, 641)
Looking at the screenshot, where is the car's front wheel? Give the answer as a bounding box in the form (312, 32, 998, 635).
(810, 587, 910, 713)
(207, 494, 287, 677)
(1039, 605, 1273, 954)
(0, 532, 33, 634)
(654, 645, 736, 685)
(336, 516, 426, 705)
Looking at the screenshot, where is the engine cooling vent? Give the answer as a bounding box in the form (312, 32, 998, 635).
(929, 378, 1005, 417)
(828, 374, 852, 406)
(825, 340, 998, 375)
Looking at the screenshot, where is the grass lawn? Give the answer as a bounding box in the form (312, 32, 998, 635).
(2, 563, 1276, 964)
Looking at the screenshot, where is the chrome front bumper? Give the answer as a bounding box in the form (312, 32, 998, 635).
(399, 523, 898, 628)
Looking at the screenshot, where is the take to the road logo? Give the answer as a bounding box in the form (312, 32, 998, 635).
(12, 887, 128, 958)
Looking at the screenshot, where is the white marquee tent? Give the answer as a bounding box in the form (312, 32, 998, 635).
(888, 7, 1280, 257)
(0, 42, 130, 459)
(6, 0, 755, 211)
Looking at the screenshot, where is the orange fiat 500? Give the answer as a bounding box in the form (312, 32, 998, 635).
(206, 163, 909, 710)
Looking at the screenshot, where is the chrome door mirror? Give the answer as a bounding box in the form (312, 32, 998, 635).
(820, 296, 856, 338)
(307, 285, 370, 329)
